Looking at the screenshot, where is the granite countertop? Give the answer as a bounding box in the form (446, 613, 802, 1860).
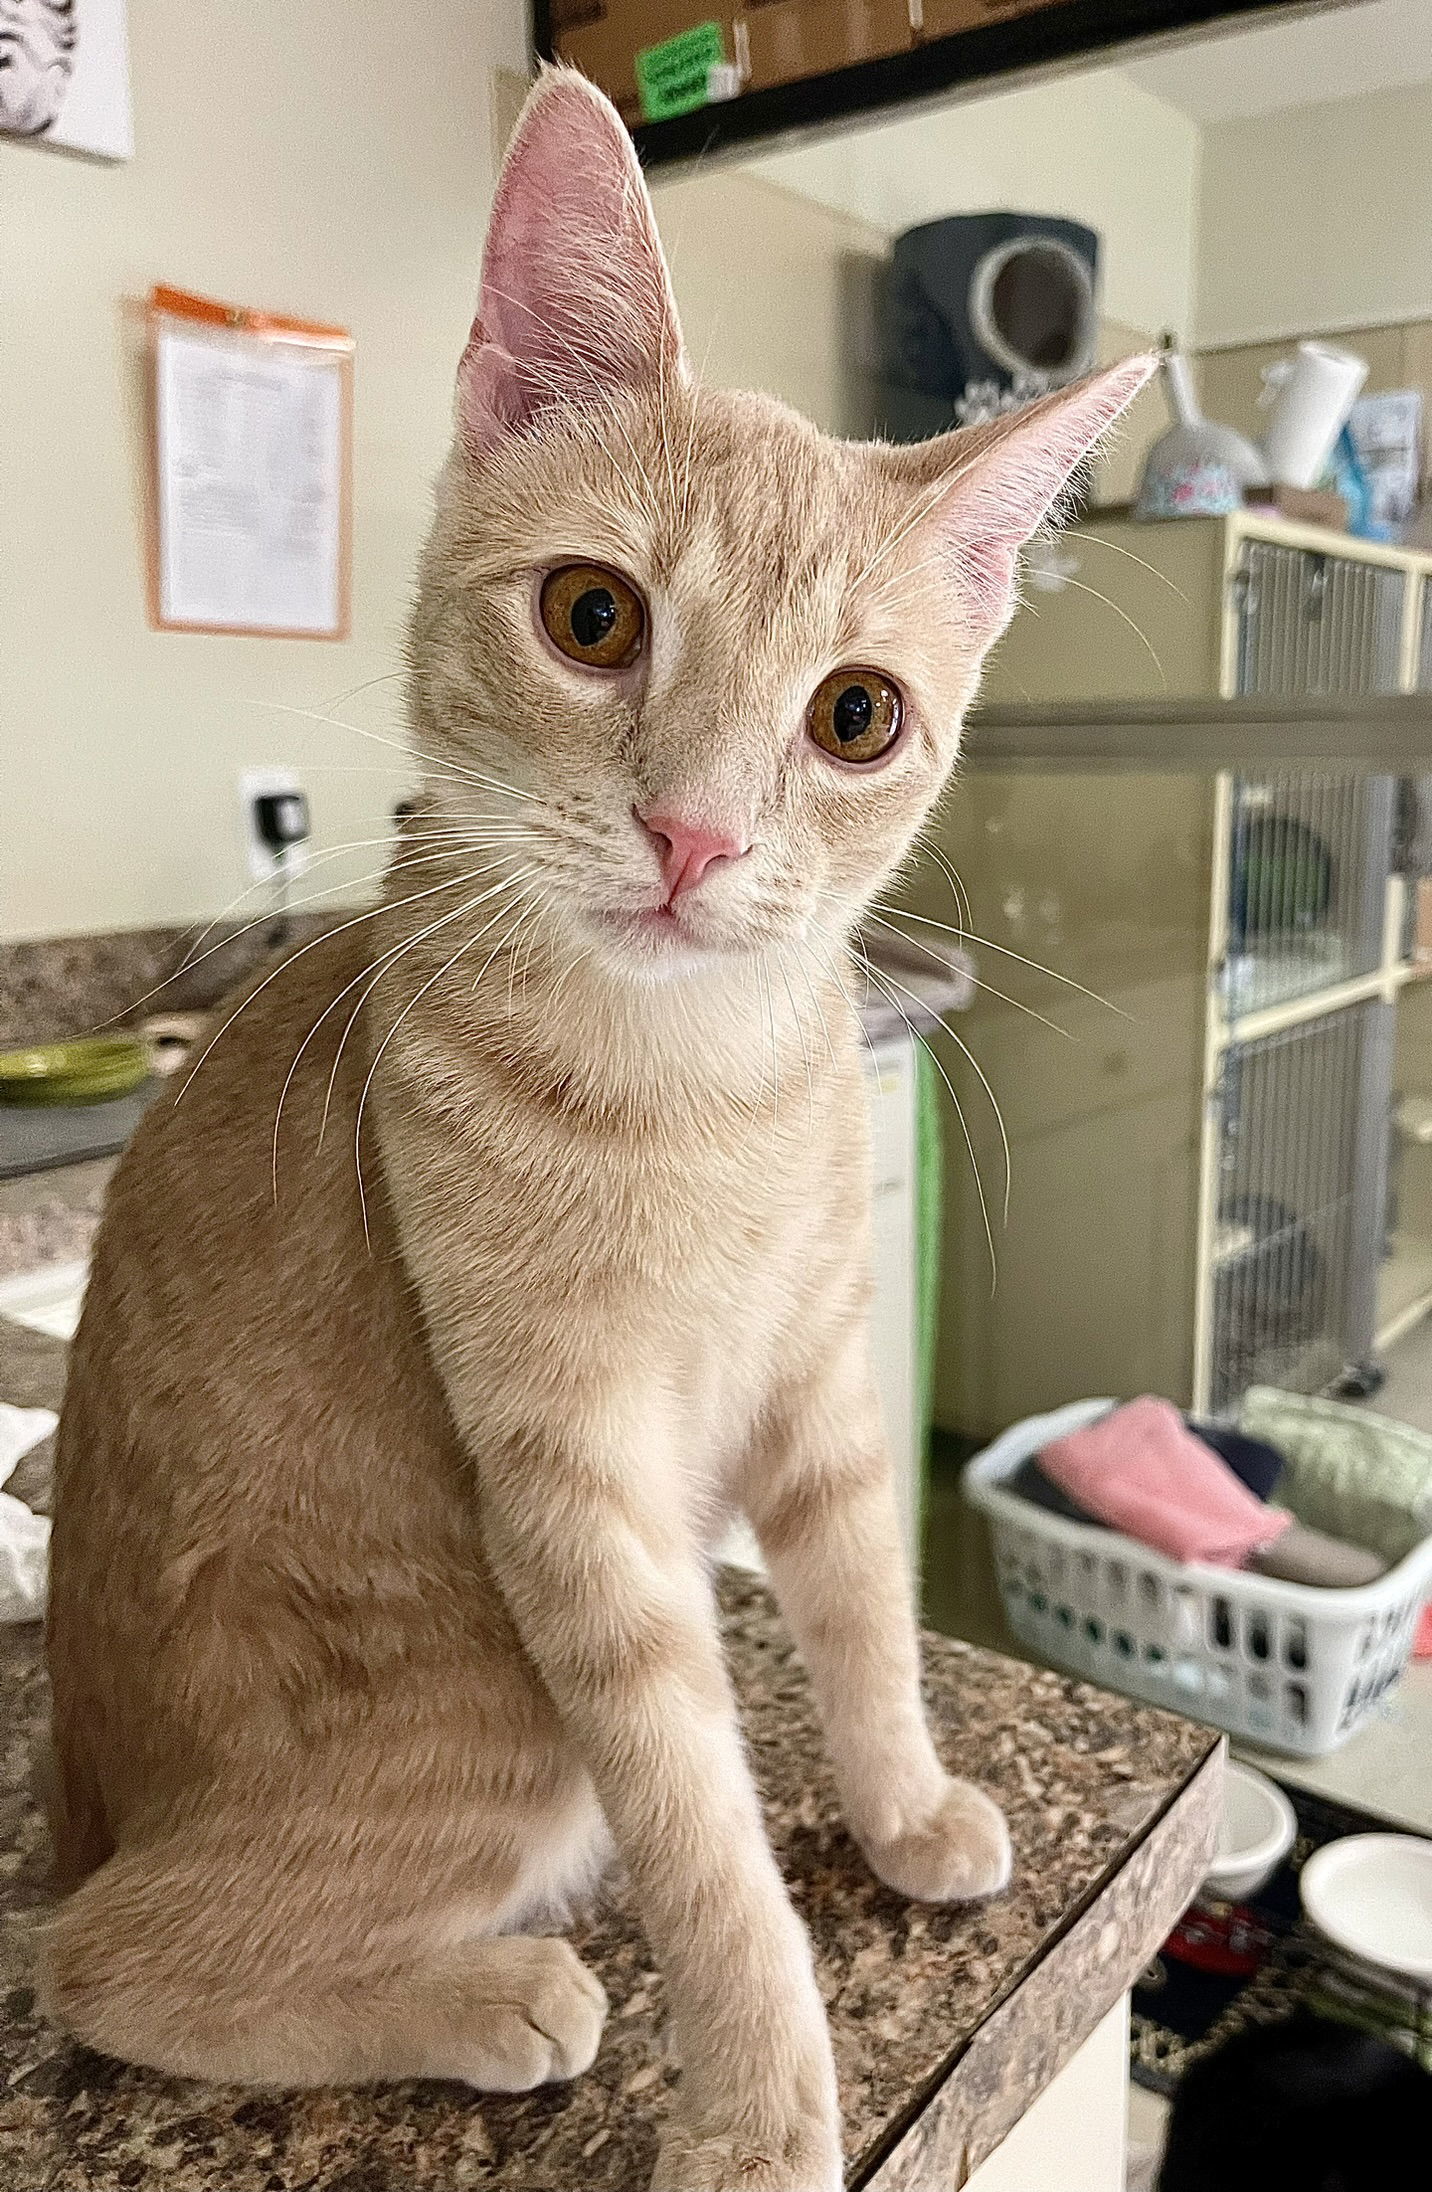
(0, 1158, 114, 1288)
(0, 1322, 1221, 2192)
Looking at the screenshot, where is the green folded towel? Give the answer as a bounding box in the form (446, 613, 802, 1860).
(1239, 1386, 1432, 1566)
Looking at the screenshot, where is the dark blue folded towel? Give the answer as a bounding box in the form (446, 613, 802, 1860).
(1009, 1454, 1103, 1525)
(1187, 1421, 1284, 1502)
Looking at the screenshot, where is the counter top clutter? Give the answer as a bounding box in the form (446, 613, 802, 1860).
(0, 1317, 1221, 2190)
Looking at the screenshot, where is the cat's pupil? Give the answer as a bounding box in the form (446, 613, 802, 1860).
(832, 685, 874, 743)
(570, 588, 618, 647)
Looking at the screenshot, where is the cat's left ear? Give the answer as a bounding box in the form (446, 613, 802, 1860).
(920, 358, 1156, 632)
(458, 67, 686, 457)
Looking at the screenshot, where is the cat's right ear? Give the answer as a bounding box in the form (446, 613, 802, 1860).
(457, 68, 686, 457)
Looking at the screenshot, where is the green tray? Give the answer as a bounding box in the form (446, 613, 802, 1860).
(0, 1036, 148, 1108)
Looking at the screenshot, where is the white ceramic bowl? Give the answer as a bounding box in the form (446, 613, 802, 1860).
(1200, 1762, 1297, 1903)
(1300, 1833, 1432, 1982)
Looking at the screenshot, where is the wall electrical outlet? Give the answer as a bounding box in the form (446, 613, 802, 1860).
(239, 766, 312, 883)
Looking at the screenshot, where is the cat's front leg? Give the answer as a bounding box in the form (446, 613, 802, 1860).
(742, 1319, 1012, 1906)
(383, 1260, 839, 2177)
(472, 1418, 841, 2192)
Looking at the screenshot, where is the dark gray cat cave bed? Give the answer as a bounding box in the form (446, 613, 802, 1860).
(0, 1312, 1219, 2189)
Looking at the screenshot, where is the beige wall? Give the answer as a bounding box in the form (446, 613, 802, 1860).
(2, 33, 897, 943)
(497, 80, 890, 445)
(1196, 81, 1432, 348)
(651, 171, 887, 437)
(746, 67, 1202, 340)
(3, 0, 527, 943)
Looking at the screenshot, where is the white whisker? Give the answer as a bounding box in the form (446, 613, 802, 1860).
(869, 957, 1012, 1229)
(799, 925, 884, 1081)
(791, 939, 838, 1069)
(175, 867, 509, 1106)
(758, 958, 781, 1143)
(352, 885, 541, 1248)
(861, 908, 1074, 1042)
(241, 696, 538, 806)
(1030, 571, 1166, 686)
(545, 939, 594, 1014)
(874, 902, 1132, 1019)
(740, 959, 771, 1140)
(129, 829, 530, 1018)
(316, 867, 535, 1153)
(320, 668, 407, 711)
(515, 894, 551, 1005)
(269, 858, 524, 1194)
(466, 897, 542, 1008)
(924, 842, 974, 936)
(776, 949, 814, 1131)
(861, 960, 999, 1294)
(1080, 530, 1191, 602)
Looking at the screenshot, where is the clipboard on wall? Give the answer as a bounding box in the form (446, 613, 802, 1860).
(146, 286, 354, 639)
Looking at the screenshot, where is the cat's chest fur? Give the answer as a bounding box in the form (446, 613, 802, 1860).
(376, 993, 872, 1507)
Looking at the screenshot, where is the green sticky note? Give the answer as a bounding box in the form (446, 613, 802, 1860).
(635, 21, 727, 122)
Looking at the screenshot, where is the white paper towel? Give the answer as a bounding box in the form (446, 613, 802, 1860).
(0, 1403, 56, 1623)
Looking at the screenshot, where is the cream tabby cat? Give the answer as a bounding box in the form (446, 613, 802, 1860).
(43, 69, 1151, 2192)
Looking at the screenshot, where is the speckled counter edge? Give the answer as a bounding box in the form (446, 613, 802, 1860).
(864, 1747, 1224, 2189)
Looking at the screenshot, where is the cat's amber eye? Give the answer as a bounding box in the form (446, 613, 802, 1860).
(807, 669, 904, 766)
(539, 564, 646, 669)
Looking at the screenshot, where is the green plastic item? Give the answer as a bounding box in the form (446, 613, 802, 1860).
(914, 1045, 944, 1529)
(634, 21, 726, 121)
(0, 1036, 148, 1108)
(1239, 1384, 1432, 1565)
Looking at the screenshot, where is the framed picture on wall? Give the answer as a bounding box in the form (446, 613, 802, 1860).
(145, 288, 355, 640)
(0, 0, 134, 160)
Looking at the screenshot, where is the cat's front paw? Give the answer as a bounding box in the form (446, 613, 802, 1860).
(863, 1775, 1012, 1904)
(650, 2114, 842, 2192)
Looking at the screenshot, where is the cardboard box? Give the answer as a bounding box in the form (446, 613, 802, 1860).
(553, 0, 1078, 123)
(1246, 483, 1351, 530)
(738, 0, 914, 94)
(554, 0, 915, 120)
(914, 0, 1078, 39)
(554, 7, 735, 124)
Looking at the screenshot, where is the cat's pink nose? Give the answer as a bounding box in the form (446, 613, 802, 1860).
(637, 808, 750, 901)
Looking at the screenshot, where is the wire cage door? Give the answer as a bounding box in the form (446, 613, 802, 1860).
(1234, 540, 1404, 699)
(1209, 1001, 1394, 1416)
(1221, 769, 1395, 1018)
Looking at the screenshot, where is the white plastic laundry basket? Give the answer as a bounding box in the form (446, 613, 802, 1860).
(964, 1400, 1432, 1756)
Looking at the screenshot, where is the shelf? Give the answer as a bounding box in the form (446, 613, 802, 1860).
(1215, 967, 1394, 1049)
(1220, 941, 1354, 1019)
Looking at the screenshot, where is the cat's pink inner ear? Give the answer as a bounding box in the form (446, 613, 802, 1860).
(458, 69, 685, 456)
(937, 357, 1156, 628)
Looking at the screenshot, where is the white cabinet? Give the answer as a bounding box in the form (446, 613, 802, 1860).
(864, 1028, 922, 1565)
(965, 1997, 1130, 2192)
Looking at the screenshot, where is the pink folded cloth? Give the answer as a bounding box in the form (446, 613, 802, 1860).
(1039, 1396, 1293, 1568)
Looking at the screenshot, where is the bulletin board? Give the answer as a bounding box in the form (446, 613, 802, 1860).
(146, 286, 354, 639)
